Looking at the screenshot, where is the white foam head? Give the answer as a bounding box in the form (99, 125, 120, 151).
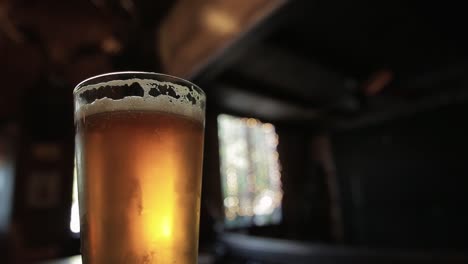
(74, 72, 205, 123)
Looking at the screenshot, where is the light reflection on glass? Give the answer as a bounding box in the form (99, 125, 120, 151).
(70, 164, 80, 233)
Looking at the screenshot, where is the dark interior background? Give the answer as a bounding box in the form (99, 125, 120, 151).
(332, 103, 468, 250)
(1, 0, 468, 263)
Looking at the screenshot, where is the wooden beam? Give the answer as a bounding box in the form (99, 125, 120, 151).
(212, 82, 318, 121)
(230, 44, 353, 104)
(158, 0, 289, 79)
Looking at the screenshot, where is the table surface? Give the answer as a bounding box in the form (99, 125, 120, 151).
(40, 254, 214, 264)
(40, 256, 82, 264)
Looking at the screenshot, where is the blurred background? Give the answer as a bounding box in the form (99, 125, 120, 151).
(1, 0, 468, 263)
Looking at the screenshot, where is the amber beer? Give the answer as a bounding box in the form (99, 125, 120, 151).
(74, 73, 205, 264)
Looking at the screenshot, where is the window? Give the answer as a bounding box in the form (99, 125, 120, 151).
(218, 114, 283, 228)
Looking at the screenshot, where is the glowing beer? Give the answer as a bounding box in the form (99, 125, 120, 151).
(74, 72, 205, 264)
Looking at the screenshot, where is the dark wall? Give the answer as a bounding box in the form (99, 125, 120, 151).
(12, 80, 75, 261)
(331, 102, 468, 249)
(275, 125, 332, 242)
(199, 109, 224, 249)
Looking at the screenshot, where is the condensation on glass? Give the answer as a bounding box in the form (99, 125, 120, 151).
(74, 72, 205, 264)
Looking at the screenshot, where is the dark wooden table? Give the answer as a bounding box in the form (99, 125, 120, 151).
(219, 233, 468, 264)
(40, 255, 82, 264)
(40, 254, 214, 264)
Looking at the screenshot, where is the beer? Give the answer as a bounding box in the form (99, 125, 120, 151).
(74, 73, 205, 264)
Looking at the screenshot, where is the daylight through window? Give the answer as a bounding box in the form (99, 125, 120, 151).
(218, 114, 283, 227)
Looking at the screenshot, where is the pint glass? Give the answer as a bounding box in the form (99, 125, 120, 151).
(73, 72, 206, 264)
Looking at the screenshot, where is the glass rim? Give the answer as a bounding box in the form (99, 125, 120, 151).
(73, 71, 205, 97)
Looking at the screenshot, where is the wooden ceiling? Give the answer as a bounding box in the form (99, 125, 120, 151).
(193, 0, 468, 123)
(1, 0, 468, 125)
(0, 0, 173, 120)
(0, 0, 284, 122)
